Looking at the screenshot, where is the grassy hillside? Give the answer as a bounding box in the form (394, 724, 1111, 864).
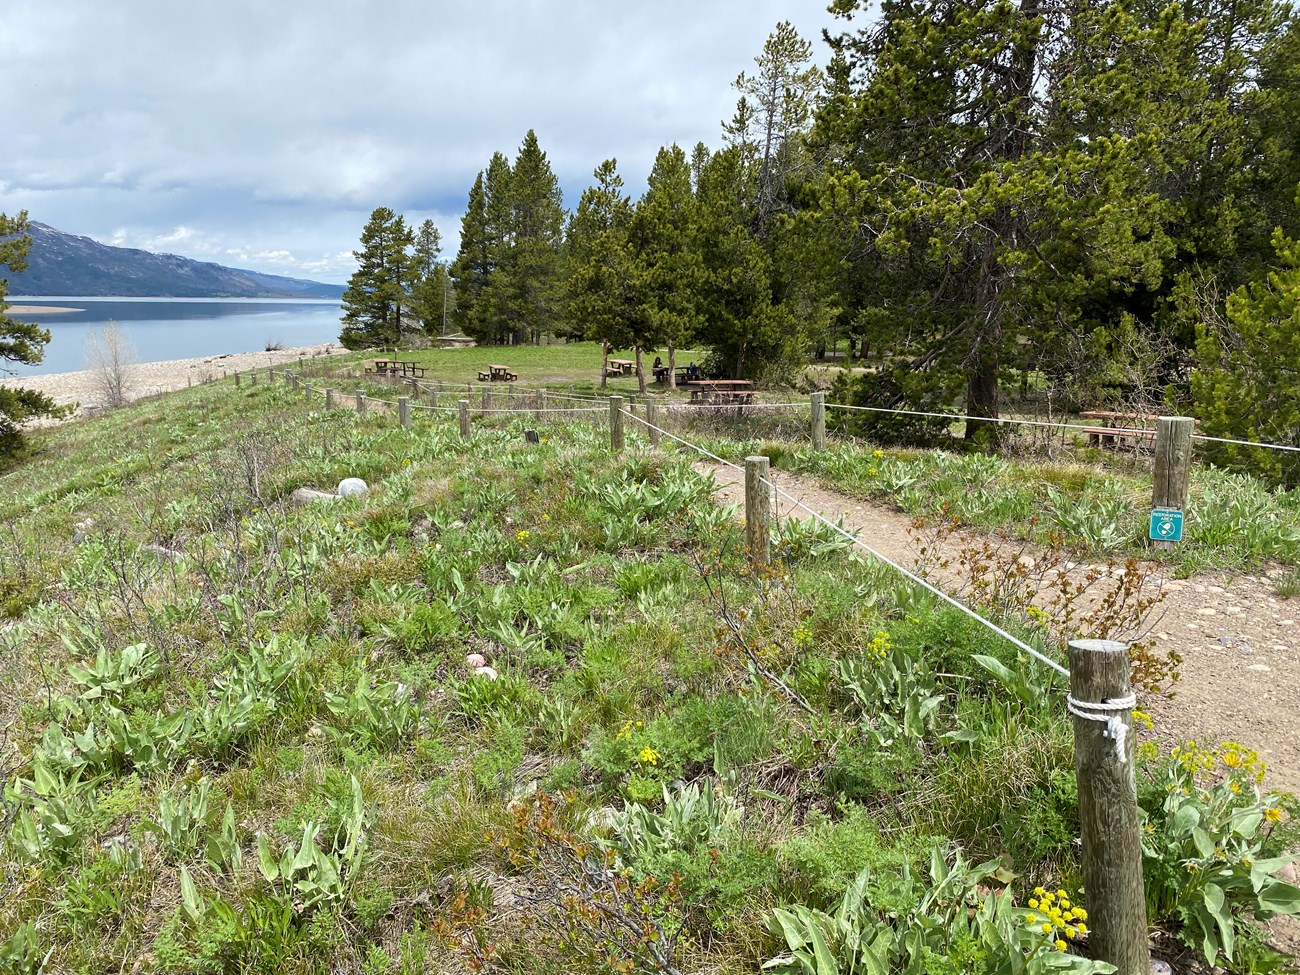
(0, 378, 1295, 974)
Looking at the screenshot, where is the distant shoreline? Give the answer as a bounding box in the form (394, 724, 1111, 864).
(0, 342, 344, 412)
(7, 304, 83, 314)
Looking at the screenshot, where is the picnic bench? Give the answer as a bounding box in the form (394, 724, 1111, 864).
(687, 380, 755, 406)
(366, 359, 426, 378)
(607, 358, 636, 377)
(477, 364, 518, 382)
(653, 365, 693, 385)
(1077, 410, 1158, 448)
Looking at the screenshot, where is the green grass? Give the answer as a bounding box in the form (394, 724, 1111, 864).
(0, 375, 1294, 973)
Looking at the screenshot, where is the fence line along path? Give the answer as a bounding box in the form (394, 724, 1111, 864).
(696, 460, 1300, 797)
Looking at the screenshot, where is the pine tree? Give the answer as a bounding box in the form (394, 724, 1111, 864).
(629, 145, 703, 388)
(410, 219, 453, 337)
(453, 154, 514, 344)
(495, 131, 566, 345)
(0, 211, 64, 460)
(339, 207, 415, 349)
(815, 0, 1212, 439)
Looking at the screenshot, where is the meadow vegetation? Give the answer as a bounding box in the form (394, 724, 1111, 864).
(0, 376, 1297, 974)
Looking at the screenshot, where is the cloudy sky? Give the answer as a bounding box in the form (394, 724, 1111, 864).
(1, 1, 857, 286)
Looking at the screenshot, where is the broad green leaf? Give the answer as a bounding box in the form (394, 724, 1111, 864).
(1258, 881, 1300, 915)
(806, 921, 839, 975)
(256, 835, 280, 882)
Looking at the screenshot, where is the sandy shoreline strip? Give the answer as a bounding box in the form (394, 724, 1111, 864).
(0, 343, 345, 410)
(7, 305, 83, 314)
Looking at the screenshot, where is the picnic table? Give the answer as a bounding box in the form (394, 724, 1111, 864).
(653, 365, 693, 384)
(607, 358, 636, 377)
(687, 380, 755, 406)
(1077, 409, 1158, 448)
(477, 364, 518, 382)
(366, 359, 426, 378)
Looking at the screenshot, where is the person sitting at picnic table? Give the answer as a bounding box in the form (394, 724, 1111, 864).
(653, 356, 663, 369)
(687, 362, 699, 380)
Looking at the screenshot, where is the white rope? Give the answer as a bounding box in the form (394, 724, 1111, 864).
(1066, 694, 1137, 763)
(621, 410, 747, 472)
(760, 474, 1071, 678)
(826, 401, 1116, 436)
(1192, 433, 1300, 454)
(476, 406, 606, 414)
(672, 401, 809, 412)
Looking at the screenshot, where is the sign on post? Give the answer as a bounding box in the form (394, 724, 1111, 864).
(1149, 507, 1184, 542)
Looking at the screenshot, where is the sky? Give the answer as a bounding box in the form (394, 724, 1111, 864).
(1, 1, 856, 286)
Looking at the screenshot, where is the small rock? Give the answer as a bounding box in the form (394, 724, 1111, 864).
(1196, 607, 1218, 616)
(291, 487, 337, 504)
(1217, 636, 1235, 645)
(1151, 959, 1174, 975)
(1282, 862, 1298, 885)
(337, 477, 369, 497)
(473, 665, 499, 681)
(1186, 623, 1200, 630)
(141, 542, 180, 559)
(1156, 631, 1170, 641)
(1247, 664, 1272, 672)
(1238, 644, 1253, 654)
(465, 652, 487, 668)
(1222, 606, 1243, 615)
(1279, 619, 1296, 627)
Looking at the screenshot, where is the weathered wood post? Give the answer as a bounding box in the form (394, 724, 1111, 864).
(535, 389, 547, 420)
(303, 378, 311, 401)
(325, 388, 335, 409)
(745, 456, 771, 567)
(235, 371, 241, 388)
(811, 391, 827, 451)
(398, 396, 410, 429)
(610, 396, 625, 454)
(1151, 416, 1194, 552)
(1067, 639, 1148, 975)
(250, 372, 258, 387)
(356, 390, 367, 418)
(484, 387, 493, 411)
(458, 399, 471, 439)
(267, 366, 274, 382)
(646, 400, 661, 447)
(427, 386, 438, 409)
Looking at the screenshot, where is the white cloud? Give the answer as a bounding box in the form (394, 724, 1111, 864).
(0, 0, 854, 285)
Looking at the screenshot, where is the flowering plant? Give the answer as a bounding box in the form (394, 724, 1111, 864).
(1138, 740, 1299, 969)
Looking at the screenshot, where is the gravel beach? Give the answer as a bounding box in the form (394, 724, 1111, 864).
(0, 343, 345, 411)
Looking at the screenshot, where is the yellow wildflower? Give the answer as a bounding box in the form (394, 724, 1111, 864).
(1265, 807, 1283, 823)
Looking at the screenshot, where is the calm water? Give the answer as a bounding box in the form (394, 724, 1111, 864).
(3, 297, 343, 376)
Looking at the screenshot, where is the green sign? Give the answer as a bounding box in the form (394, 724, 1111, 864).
(1149, 507, 1184, 542)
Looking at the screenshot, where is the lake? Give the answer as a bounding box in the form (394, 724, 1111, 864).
(3, 297, 343, 376)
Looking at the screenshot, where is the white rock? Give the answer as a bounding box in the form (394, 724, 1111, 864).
(465, 653, 487, 668)
(1222, 606, 1243, 615)
(291, 487, 337, 505)
(337, 477, 369, 497)
(1196, 607, 1218, 616)
(1247, 664, 1272, 672)
(473, 665, 498, 681)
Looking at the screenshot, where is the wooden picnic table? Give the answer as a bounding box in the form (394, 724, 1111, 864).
(477, 364, 518, 382)
(653, 365, 693, 384)
(367, 359, 426, 378)
(687, 379, 755, 406)
(1077, 409, 1159, 448)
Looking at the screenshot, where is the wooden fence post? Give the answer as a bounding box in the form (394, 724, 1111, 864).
(646, 400, 661, 447)
(458, 399, 471, 439)
(1151, 416, 1194, 552)
(745, 455, 771, 567)
(399, 396, 410, 428)
(303, 378, 311, 401)
(250, 372, 258, 387)
(536, 389, 547, 420)
(356, 390, 367, 418)
(610, 396, 626, 453)
(267, 366, 274, 382)
(234, 371, 241, 388)
(811, 391, 826, 451)
(325, 388, 335, 409)
(484, 387, 493, 411)
(428, 386, 438, 409)
(1067, 639, 1149, 975)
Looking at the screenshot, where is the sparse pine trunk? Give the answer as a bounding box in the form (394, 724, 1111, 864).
(600, 340, 610, 390)
(667, 342, 677, 390)
(635, 347, 647, 395)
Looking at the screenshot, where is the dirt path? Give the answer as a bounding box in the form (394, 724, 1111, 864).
(701, 462, 1300, 796)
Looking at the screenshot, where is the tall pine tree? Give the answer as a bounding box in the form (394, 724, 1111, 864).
(339, 207, 415, 349)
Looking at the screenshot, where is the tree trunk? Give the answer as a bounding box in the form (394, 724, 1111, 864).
(635, 347, 647, 395)
(667, 342, 677, 390)
(600, 341, 609, 390)
(964, 340, 1000, 442)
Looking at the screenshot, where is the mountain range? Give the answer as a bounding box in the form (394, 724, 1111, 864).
(4, 223, 345, 299)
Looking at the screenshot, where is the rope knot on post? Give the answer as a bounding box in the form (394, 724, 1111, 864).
(1066, 693, 1137, 764)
